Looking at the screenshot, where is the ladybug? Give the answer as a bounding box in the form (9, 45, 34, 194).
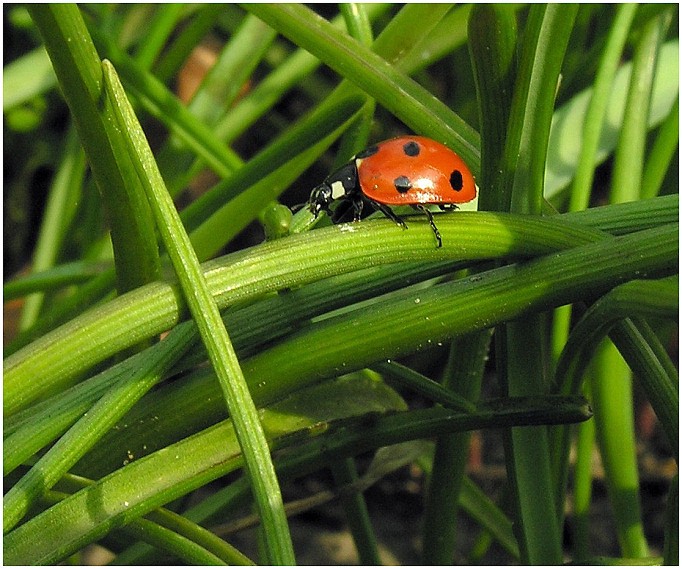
(308, 136, 476, 247)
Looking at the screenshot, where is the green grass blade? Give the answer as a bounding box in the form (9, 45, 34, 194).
(242, 3, 481, 173)
(89, 27, 243, 179)
(2, 322, 195, 532)
(330, 457, 381, 565)
(505, 3, 578, 214)
(468, 3, 518, 212)
(2, 46, 56, 110)
(500, 5, 578, 564)
(593, 11, 673, 558)
(4, 374, 407, 565)
(545, 40, 678, 199)
(153, 13, 277, 187)
(102, 59, 295, 564)
(153, 5, 226, 83)
(5, 204, 675, 416)
(3, 261, 105, 301)
(591, 340, 648, 557)
(642, 97, 679, 199)
(27, 4, 161, 295)
(421, 331, 492, 563)
(18, 127, 86, 330)
(555, 277, 678, 397)
(131, 4, 185, 70)
(608, 317, 679, 458)
(572, 412, 597, 559)
(569, 3, 637, 211)
(611, 11, 671, 204)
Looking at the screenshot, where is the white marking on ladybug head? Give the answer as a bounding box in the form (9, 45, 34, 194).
(330, 180, 347, 200)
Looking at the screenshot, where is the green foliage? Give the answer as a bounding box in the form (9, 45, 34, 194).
(4, 4, 678, 565)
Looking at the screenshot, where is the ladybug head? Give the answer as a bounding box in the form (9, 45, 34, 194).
(307, 182, 334, 217)
(308, 163, 358, 217)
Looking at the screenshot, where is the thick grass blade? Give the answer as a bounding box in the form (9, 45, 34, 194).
(102, 60, 295, 564)
(4, 375, 407, 565)
(5, 204, 675, 416)
(468, 3, 518, 212)
(500, 4, 578, 564)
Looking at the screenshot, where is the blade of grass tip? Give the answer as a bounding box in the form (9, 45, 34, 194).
(19, 126, 86, 331)
(27, 4, 161, 295)
(501, 4, 577, 565)
(101, 60, 295, 565)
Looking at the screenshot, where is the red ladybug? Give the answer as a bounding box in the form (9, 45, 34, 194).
(308, 136, 476, 247)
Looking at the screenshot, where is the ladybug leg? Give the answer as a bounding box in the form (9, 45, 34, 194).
(372, 202, 408, 230)
(351, 196, 364, 222)
(413, 205, 442, 248)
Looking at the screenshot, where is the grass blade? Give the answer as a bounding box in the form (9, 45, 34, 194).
(102, 59, 295, 564)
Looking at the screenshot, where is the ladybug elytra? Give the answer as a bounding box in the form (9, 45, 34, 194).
(308, 136, 476, 247)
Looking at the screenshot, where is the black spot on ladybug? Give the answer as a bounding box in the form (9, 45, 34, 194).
(356, 145, 379, 159)
(394, 175, 412, 193)
(403, 141, 420, 157)
(450, 170, 464, 191)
